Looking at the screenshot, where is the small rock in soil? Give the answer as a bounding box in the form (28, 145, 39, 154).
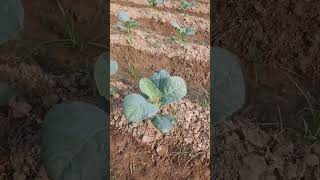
(286, 163, 298, 179)
(242, 127, 270, 148)
(184, 137, 193, 144)
(240, 154, 267, 179)
(10, 102, 32, 118)
(311, 143, 320, 156)
(185, 110, 193, 123)
(156, 144, 169, 156)
(305, 153, 319, 167)
(142, 133, 154, 144)
(42, 94, 59, 108)
(13, 171, 26, 180)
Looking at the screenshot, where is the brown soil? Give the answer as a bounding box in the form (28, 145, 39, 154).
(111, 3, 210, 32)
(110, 45, 209, 96)
(112, 0, 209, 18)
(0, 0, 210, 179)
(111, 128, 210, 180)
(213, 0, 320, 179)
(110, 0, 210, 179)
(110, 15, 210, 45)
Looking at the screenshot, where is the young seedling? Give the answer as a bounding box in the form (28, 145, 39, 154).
(116, 10, 138, 44)
(178, 0, 196, 11)
(27, 0, 108, 55)
(147, 0, 164, 7)
(170, 21, 196, 45)
(123, 70, 187, 134)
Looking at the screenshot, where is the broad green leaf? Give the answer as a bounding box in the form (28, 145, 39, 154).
(170, 21, 180, 29)
(117, 10, 130, 22)
(123, 93, 159, 122)
(212, 47, 246, 124)
(139, 78, 162, 102)
(110, 60, 118, 76)
(94, 52, 109, 98)
(185, 27, 196, 35)
(0, 82, 17, 106)
(160, 76, 187, 104)
(150, 69, 170, 88)
(41, 101, 108, 180)
(151, 115, 176, 134)
(0, 0, 24, 45)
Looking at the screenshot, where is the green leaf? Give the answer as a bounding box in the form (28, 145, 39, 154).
(116, 22, 127, 31)
(212, 47, 246, 124)
(41, 101, 108, 180)
(160, 76, 187, 104)
(170, 21, 180, 29)
(123, 93, 159, 122)
(94, 52, 109, 98)
(0, 0, 24, 45)
(150, 69, 170, 88)
(0, 82, 17, 106)
(139, 78, 162, 102)
(117, 10, 130, 22)
(151, 115, 176, 134)
(185, 27, 196, 35)
(110, 60, 118, 76)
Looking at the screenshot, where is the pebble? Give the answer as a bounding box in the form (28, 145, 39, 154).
(142, 133, 154, 144)
(156, 144, 169, 156)
(185, 111, 193, 123)
(305, 153, 319, 167)
(42, 94, 59, 108)
(10, 102, 32, 118)
(184, 137, 193, 144)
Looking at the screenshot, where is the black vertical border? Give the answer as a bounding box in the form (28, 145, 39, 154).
(103, 0, 110, 177)
(210, 0, 216, 179)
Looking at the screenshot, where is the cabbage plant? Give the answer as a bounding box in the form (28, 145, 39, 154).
(170, 20, 196, 45)
(123, 70, 187, 134)
(116, 10, 138, 43)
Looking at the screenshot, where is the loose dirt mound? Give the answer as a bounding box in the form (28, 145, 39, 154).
(214, 0, 320, 87)
(214, 118, 320, 180)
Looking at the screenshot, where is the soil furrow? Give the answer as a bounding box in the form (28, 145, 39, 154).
(111, 29, 209, 63)
(111, 15, 210, 45)
(110, 44, 210, 93)
(111, 0, 210, 15)
(111, 3, 210, 33)
(171, 0, 210, 4)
